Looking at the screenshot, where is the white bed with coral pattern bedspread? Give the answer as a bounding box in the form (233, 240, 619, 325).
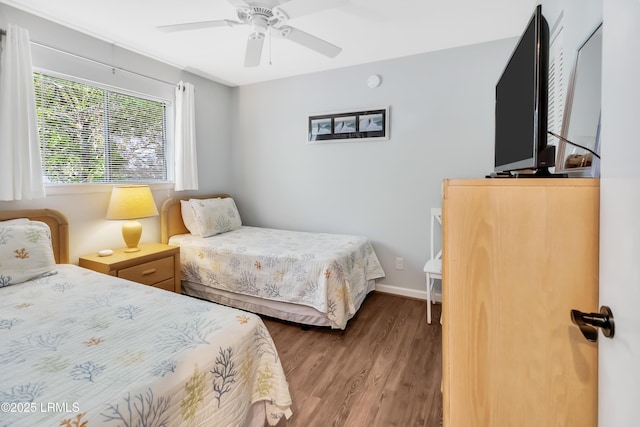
(169, 226, 385, 330)
(0, 210, 291, 427)
(161, 195, 386, 330)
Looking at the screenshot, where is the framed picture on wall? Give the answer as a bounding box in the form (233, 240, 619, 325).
(309, 118, 332, 137)
(307, 106, 389, 143)
(334, 116, 356, 133)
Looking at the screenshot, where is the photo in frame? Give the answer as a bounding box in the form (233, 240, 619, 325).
(308, 107, 389, 143)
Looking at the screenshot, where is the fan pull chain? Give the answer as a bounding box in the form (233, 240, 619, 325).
(269, 27, 272, 66)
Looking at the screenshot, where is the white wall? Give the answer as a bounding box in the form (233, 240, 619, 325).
(230, 39, 515, 296)
(0, 4, 234, 263)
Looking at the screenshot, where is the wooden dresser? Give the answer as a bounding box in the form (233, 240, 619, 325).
(79, 243, 181, 294)
(441, 178, 599, 427)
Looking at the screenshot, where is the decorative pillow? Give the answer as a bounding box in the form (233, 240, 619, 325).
(189, 197, 242, 237)
(0, 220, 57, 287)
(180, 199, 200, 235)
(0, 218, 30, 225)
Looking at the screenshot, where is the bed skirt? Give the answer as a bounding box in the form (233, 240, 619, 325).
(182, 278, 377, 327)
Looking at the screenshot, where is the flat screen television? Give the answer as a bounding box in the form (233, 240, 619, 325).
(494, 5, 555, 176)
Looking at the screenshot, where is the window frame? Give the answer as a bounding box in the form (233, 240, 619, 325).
(33, 68, 175, 195)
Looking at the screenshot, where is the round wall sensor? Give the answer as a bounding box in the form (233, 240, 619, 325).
(367, 74, 381, 88)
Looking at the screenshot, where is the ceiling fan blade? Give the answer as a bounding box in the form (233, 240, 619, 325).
(275, 0, 349, 19)
(244, 35, 265, 67)
(226, 0, 249, 7)
(157, 19, 240, 33)
(278, 26, 342, 58)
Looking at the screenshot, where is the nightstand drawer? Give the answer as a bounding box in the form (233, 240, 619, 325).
(119, 256, 174, 286)
(154, 278, 175, 292)
(79, 244, 180, 293)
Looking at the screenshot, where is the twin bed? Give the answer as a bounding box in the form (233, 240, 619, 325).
(0, 209, 292, 427)
(160, 195, 386, 330)
(0, 196, 384, 426)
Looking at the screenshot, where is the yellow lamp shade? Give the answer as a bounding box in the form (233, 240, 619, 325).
(106, 185, 159, 252)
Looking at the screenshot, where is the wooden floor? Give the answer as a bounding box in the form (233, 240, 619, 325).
(262, 292, 443, 427)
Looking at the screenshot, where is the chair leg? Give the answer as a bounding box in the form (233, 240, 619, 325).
(426, 274, 432, 324)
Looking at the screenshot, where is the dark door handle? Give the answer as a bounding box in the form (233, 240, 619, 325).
(570, 306, 615, 342)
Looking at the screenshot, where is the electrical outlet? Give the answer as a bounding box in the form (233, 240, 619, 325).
(395, 257, 404, 270)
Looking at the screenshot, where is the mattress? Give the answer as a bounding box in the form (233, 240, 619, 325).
(169, 226, 385, 329)
(0, 264, 291, 426)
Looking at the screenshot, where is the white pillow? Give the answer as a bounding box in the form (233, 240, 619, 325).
(180, 199, 200, 235)
(0, 218, 30, 225)
(189, 197, 242, 237)
(0, 220, 57, 287)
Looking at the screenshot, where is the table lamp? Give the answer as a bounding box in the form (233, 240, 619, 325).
(106, 185, 159, 252)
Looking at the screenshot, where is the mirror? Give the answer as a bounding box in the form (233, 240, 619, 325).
(556, 24, 602, 177)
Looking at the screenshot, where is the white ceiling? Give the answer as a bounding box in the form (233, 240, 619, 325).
(2, 0, 537, 86)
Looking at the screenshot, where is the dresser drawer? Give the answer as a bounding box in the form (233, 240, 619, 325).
(119, 256, 174, 286)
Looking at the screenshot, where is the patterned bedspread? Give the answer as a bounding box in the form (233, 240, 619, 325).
(169, 226, 386, 329)
(0, 264, 291, 427)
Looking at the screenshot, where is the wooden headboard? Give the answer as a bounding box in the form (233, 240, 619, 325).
(160, 194, 230, 244)
(0, 208, 70, 264)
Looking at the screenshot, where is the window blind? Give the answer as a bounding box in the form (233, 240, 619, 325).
(33, 72, 168, 184)
(547, 21, 565, 150)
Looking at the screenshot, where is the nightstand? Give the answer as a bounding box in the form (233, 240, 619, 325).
(79, 243, 181, 293)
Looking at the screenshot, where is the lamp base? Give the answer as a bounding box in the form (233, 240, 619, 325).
(121, 220, 143, 253)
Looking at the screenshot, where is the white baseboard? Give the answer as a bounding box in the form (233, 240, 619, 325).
(374, 283, 442, 303)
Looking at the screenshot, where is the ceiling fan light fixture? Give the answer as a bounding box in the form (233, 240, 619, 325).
(248, 31, 265, 40)
(249, 15, 269, 34)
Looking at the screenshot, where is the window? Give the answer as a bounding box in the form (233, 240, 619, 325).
(33, 72, 169, 184)
(547, 17, 565, 151)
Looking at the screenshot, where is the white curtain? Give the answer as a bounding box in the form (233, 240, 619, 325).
(174, 81, 198, 191)
(0, 24, 45, 201)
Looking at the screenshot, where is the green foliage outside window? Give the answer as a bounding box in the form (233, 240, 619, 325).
(33, 73, 168, 184)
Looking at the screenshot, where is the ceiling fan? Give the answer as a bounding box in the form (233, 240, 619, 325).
(157, 0, 346, 67)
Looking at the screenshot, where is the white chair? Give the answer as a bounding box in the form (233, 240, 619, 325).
(423, 207, 442, 324)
